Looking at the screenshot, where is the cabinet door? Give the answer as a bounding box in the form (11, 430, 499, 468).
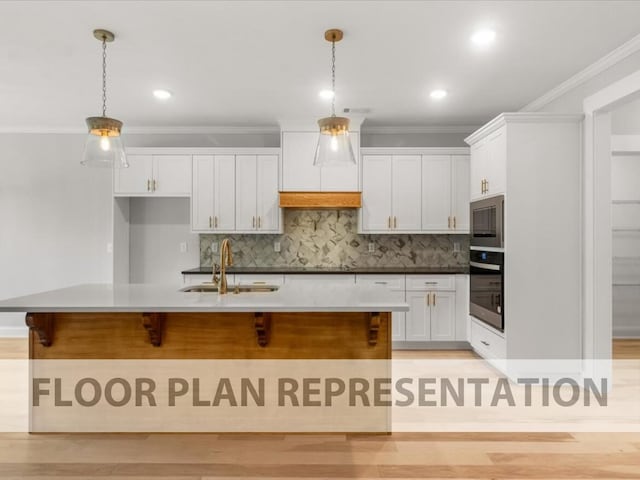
(392, 155, 422, 231)
(320, 134, 360, 191)
(486, 128, 506, 196)
(114, 154, 153, 194)
(192, 155, 215, 231)
(214, 155, 236, 231)
(256, 155, 280, 232)
(470, 142, 486, 201)
(422, 155, 451, 231)
(405, 291, 430, 341)
(451, 155, 470, 232)
(281, 132, 321, 191)
(153, 155, 191, 196)
(430, 291, 456, 341)
(235, 155, 258, 231)
(361, 155, 393, 231)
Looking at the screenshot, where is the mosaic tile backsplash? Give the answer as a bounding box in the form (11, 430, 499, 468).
(200, 210, 469, 268)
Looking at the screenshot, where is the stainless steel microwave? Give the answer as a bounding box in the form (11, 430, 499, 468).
(470, 195, 504, 249)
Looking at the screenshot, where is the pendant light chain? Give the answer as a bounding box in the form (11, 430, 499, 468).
(101, 36, 108, 118)
(331, 38, 336, 117)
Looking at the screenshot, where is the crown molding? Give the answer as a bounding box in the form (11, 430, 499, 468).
(520, 32, 640, 112)
(0, 125, 281, 135)
(361, 125, 480, 134)
(361, 147, 470, 155)
(465, 113, 584, 145)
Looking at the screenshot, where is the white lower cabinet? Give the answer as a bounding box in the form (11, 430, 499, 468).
(403, 275, 457, 342)
(355, 275, 406, 341)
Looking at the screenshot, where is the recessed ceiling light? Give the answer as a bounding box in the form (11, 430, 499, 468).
(430, 89, 448, 100)
(318, 89, 335, 100)
(153, 89, 172, 100)
(471, 29, 496, 46)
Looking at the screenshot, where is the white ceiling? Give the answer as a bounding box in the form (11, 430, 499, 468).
(1, 0, 640, 130)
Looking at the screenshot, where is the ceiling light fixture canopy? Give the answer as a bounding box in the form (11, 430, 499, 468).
(313, 29, 355, 167)
(81, 29, 128, 168)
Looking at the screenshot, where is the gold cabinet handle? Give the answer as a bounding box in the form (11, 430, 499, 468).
(432, 292, 436, 306)
(214, 216, 218, 228)
(388, 216, 392, 229)
(448, 216, 451, 229)
(485, 179, 488, 193)
(252, 216, 256, 228)
(147, 179, 151, 192)
(153, 179, 157, 191)
(453, 216, 457, 229)
(394, 216, 397, 229)
(257, 216, 261, 229)
(209, 216, 212, 228)
(426, 293, 430, 306)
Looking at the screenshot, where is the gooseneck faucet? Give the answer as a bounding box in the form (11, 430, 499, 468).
(219, 238, 233, 294)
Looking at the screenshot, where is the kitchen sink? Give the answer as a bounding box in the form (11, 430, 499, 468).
(180, 284, 280, 293)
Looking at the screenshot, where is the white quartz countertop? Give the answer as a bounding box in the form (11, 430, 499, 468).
(0, 283, 410, 313)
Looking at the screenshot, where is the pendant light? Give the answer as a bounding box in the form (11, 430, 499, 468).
(313, 29, 356, 167)
(81, 29, 128, 168)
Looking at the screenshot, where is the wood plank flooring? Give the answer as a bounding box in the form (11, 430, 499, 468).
(0, 338, 638, 479)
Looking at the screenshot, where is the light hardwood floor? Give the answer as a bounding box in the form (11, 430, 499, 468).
(0, 337, 638, 479)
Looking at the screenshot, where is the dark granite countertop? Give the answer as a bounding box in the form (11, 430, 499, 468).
(182, 266, 469, 275)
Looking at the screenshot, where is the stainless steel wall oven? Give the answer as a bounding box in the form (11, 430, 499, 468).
(470, 249, 504, 331)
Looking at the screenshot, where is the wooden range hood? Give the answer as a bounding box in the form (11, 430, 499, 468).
(278, 191, 362, 209)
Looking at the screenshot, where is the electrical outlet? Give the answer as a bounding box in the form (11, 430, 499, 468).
(368, 242, 375, 253)
(211, 241, 218, 253)
(453, 242, 461, 253)
(179, 242, 188, 253)
(274, 241, 281, 252)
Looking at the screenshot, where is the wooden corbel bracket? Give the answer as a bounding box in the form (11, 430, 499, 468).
(26, 313, 55, 347)
(254, 312, 271, 347)
(368, 312, 381, 346)
(142, 312, 165, 347)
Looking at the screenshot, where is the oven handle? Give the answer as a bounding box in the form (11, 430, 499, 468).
(470, 261, 502, 271)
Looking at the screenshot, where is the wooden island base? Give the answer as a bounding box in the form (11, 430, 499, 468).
(26, 311, 391, 360)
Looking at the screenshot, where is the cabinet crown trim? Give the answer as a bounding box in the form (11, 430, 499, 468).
(464, 113, 584, 146)
(125, 147, 281, 155)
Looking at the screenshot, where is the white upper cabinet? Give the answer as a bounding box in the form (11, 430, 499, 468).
(192, 155, 235, 232)
(235, 155, 280, 233)
(281, 131, 360, 191)
(361, 154, 421, 232)
(115, 154, 191, 196)
(421, 155, 451, 231)
(361, 150, 470, 234)
(451, 155, 470, 232)
(361, 155, 393, 231)
(470, 126, 506, 200)
(392, 155, 422, 231)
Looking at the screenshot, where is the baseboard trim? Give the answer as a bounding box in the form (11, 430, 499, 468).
(0, 326, 28, 338)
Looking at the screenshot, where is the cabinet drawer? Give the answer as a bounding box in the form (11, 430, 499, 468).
(355, 274, 405, 290)
(406, 275, 455, 291)
(234, 274, 284, 286)
(470, 317, 506, 359)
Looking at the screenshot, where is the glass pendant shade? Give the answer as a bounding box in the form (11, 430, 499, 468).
(81, 116, 128, 168)
(313, 116, 356, 167)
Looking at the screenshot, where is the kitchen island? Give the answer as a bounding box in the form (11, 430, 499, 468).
(0, 283, 408, 432)
(0, 283, 408, 360)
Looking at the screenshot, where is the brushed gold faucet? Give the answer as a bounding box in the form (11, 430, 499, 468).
(219, 238, 233, 294)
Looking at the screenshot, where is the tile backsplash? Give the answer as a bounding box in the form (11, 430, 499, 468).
(200, 209, 468, 268)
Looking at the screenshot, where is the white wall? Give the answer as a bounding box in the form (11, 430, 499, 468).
(128, 197, 199, 285)
(612, 97, 640, 134)
(531, 50, 640, 113)
(0, 134, 113, 335)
